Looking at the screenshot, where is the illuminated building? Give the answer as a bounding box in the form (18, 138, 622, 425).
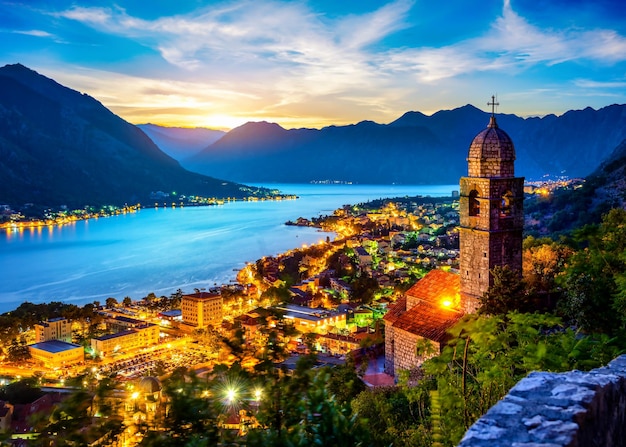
(28, 340, 84, 368)
(274, 304, 347, 334)
(181, 292, 223, 328)
(35, 317, 72, 343)
(91, 323, 159, 357)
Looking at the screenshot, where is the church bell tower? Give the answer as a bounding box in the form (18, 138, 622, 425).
(459, 97, 524, 313)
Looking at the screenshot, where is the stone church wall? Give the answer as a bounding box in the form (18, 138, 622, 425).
(384, 321, 395, 375)
(458, 355, 626, 447)
(391, 327, 439, 376)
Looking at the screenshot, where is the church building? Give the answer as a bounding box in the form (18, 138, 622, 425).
(384, 99, 524, 376)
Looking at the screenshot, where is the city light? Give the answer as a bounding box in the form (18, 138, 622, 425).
(226, 387, 237, 403)
(254, 388, 263, 401)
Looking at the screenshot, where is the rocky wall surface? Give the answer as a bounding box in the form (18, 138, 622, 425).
(458, 355, 626, 447)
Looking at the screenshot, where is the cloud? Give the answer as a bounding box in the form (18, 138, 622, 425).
(380, 0, 626, 83)
(574, 79, 626, 89)
(12, 29, 54, 38)
(41, 0, 626, 126)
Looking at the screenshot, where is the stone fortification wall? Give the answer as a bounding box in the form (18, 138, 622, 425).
(458, 355, 626, 447)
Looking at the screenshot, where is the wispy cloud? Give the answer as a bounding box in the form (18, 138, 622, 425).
(12, 29, 54, 38)
(574, 78, 626, 89)
(382, 0, 626, 82)
(40, 0, 626, 126)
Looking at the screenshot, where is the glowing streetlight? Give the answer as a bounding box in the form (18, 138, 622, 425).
(226, 387, 237, 403)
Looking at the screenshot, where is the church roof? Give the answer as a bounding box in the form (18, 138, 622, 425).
(384, 269, 464, 343)
(405, 269, 461, 307)
(393, 300, 463, 343)
(383, 296, 407, 324)
(468, 115, 516, 162)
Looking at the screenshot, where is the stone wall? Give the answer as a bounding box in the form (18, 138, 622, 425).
(388, 327, 439, 377)
(458, 355, 626, 447)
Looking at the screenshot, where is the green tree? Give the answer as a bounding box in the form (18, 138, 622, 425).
(558, 208, 626, 334)
(478, 265, 528, 315)
(248, 366, 371, 447)
(7, 337, 31, 363)
(351, 385, 429, 447)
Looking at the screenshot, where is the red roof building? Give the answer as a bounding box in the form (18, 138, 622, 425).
(383, 269, 463, 376)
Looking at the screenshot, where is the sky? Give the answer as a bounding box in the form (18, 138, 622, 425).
(1, 0, 625, 130)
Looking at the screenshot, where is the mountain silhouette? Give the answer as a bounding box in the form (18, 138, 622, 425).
(137, 124, 225, 160)
(0, 64, 267, 209)
(183, 104, 626, 184)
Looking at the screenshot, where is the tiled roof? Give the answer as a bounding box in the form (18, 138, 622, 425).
(387, 269, 463, 342)
(393, 301, 463, 343)
(405, 269, 461, 307)
(383, 296, 407, 323)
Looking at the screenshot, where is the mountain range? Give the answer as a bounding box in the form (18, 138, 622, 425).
(2, 62, 626, 213)
(0, 64, 268, 210)
(137, 124, 225, 161)
(177, 104, 626, 185)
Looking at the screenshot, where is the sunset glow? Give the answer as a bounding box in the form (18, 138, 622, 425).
(1, 0, 625, 129)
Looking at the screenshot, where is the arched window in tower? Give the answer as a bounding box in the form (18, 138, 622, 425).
(469, 190, 480, 216)
(501, 190, 513, 216)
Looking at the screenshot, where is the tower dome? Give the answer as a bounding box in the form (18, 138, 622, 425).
(138, 376, 162, 395)
(467, 112, 516, 178)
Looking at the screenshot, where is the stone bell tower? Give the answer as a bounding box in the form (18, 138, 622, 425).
(459, 97, 524, 313)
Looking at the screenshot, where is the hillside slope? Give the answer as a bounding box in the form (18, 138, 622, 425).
(0, 64, 265, 208)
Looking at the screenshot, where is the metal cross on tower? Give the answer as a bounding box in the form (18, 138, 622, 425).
(487, 95, 499, 116)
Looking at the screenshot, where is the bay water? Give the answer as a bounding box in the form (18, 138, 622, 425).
(0, 184, 456, 313)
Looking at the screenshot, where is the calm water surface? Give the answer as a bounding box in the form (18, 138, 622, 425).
(0, 184, 455, 312)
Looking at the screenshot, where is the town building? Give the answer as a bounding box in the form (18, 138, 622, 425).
(34, 317, 72, 343)
(384, 100, 524, 376)
(274, 304, 347, 334)
(91, 323, 159, 357)
(181, 292, 224, 329)
(28, 340, 84, 368)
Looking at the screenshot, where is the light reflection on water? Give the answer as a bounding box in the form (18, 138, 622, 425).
(0, 184, 455, 312)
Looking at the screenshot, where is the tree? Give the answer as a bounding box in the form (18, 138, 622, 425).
(248, 366, 371, 447)
(351, 274, 379, 305)
(478, 265, 529, 315)
(105, 297, 118, 308)
(141, 372, 221, 446)
(123, 296, 133, 307)
(0, 378, 43, 404)
(351, 385, 429, 447)
(522, 236, 573, 299)
(7, 337, 31, 363)
(558, 208, 626, 334)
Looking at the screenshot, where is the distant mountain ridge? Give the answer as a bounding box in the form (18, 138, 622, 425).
(137, 124, 225, 160)
(0, 64, 266, 209)
(182, 104, 626, 184)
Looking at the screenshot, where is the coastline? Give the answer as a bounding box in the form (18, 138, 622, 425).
(1, 184, 457, 314)
(0, 194, 299, 233)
